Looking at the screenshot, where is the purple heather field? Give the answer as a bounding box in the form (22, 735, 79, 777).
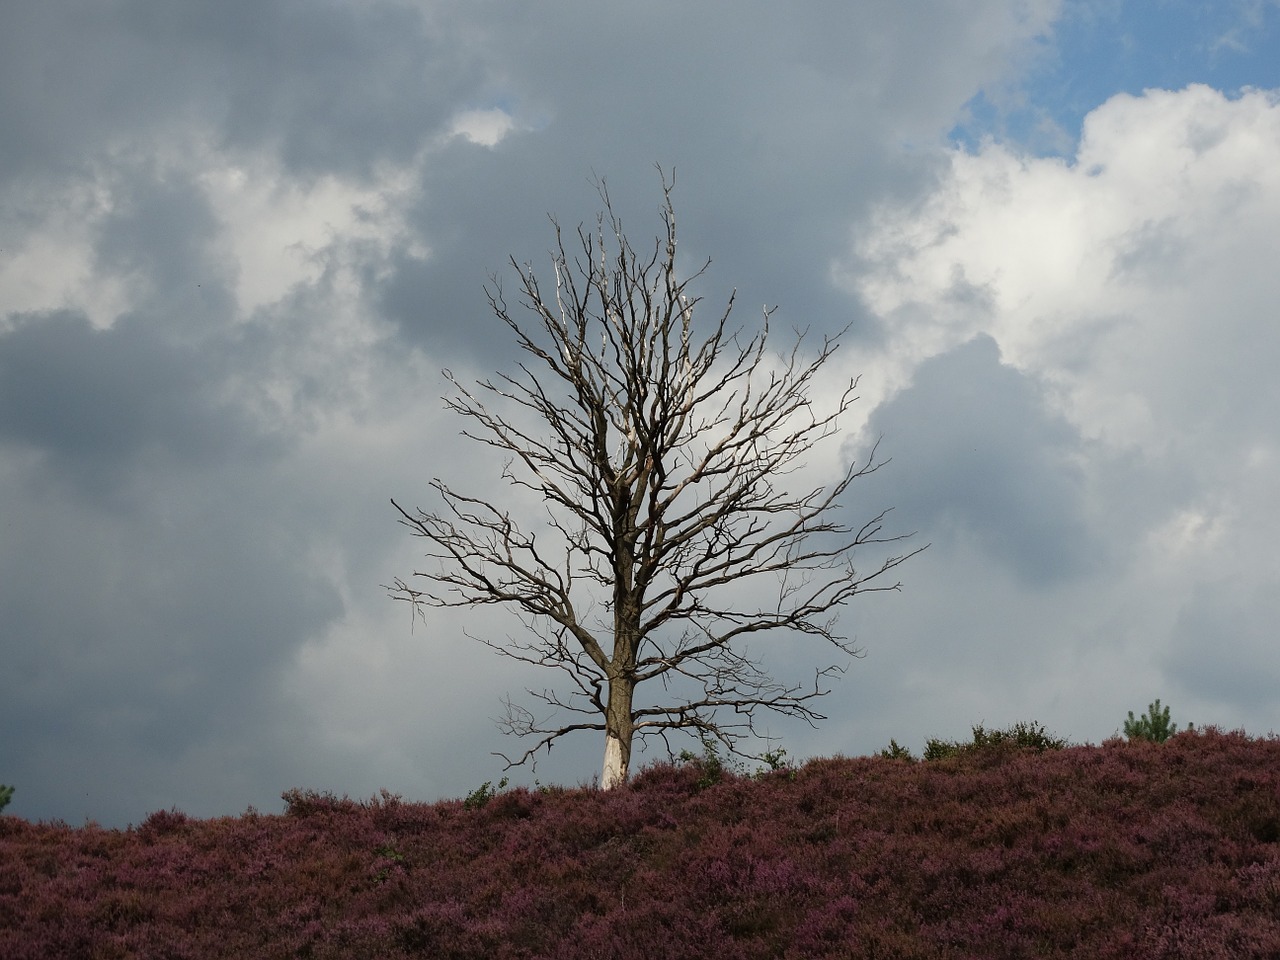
(3, 729, 1279, 959)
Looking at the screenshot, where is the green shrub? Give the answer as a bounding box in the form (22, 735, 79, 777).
(1124, 699, 1187, 743)
(878, 739, 917, 761)
(753, 746, 797, 780)
(463, 777, 509, 810)
(0, 784, 12, 813)
(924, 721, 1069, 761)
(922, 738, 953, 761)
(678, 737, 747, 788)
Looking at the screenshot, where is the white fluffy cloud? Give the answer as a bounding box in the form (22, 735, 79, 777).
(853, 85, 1280, 446)
(836, 84, 1280, 748)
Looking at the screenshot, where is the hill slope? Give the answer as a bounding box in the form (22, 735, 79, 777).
(2, 729, 1279, 958)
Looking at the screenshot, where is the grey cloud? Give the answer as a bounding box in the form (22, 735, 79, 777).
(1166, 579, 1280, 719)
(0, 0, 480, 185)
(1108, 217, 1192, 282)
(0, 443, 345, 825)
(856, 335, 1095, 586)
(0, 311, 262, 491)
(192, 1, 477, 176)
(0, 157, 329, 504)
(92, 163, 230, 312)
(374, 0, 1057, 361)
(0, 0, 1053, 191)
(378, 121, 903, 370)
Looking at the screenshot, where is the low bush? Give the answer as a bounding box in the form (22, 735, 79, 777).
(922, 720, 1070, 761)
(462, 776, 510, 810)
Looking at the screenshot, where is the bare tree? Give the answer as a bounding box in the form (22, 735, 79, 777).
(391, 174, 922, 789)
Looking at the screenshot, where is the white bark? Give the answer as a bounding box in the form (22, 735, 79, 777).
(601, 732, 627, 790)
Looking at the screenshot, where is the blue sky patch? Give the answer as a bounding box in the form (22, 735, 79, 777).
(951, 0, 1280, 154)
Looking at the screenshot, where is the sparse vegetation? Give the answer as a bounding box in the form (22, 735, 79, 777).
(462, 776, 509, 810)
(0, 784, 12, 814)
(3, 728, 1280, 958)
(755, 746, 795, 780)
(678, 737, 740, 789)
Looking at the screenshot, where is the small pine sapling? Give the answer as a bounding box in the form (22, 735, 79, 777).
(1124, 699, 1186, 743)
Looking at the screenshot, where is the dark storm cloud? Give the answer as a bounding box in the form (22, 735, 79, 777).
(0, 479, 345, 825)
(857, 335, 1094, 586)
(172, 0, 477, 176)
(0, 0, 479, 183)
(372, 0, 1051, 362)
(386, 136, 905, 369)
(0, 310, 260, 490)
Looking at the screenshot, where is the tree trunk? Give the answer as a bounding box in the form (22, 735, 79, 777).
(600, 677, 635, 789)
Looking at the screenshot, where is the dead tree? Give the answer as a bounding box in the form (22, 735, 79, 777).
(391, 174, 921, 788)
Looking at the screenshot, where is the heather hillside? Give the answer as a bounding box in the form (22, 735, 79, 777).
(3, 729, 1279, 959)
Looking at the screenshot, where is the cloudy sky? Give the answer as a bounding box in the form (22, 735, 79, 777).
(4, 0, 1280, 826)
